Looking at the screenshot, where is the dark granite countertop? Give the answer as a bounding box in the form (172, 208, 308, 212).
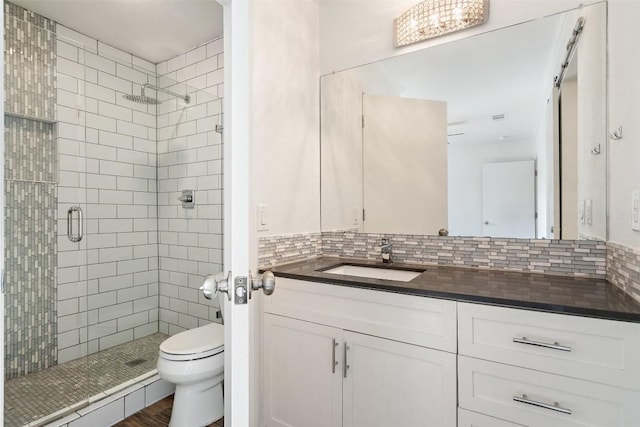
(263, 257, 640, 323)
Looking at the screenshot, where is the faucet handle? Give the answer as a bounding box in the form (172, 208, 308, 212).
(381, 238, 393, 263)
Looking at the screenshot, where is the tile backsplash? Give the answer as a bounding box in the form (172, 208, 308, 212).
(323, 231, 607, 277)
(259, 231, 608, 278)
(258, 232, 322, 268)
(607, 242, 640, 304)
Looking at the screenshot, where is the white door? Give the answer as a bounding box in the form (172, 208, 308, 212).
(560, 81, 579, 239)
(342, 331, 457, 427)
(222, 1, 252, 425)
(482, 161, 536, 238)
(362, 94, 448, 235)
(551, 86, 561, 239)
(263, 314, 342, 427)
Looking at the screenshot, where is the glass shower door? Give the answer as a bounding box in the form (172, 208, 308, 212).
(4, 8, 90, 425)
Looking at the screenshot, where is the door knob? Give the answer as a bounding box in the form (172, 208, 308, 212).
(200, 271, 232, 301)
(248, 270, 276, 299)
(484, 221, 489, 225)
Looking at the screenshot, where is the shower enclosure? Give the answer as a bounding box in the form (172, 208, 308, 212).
(3, 2, 224, 425)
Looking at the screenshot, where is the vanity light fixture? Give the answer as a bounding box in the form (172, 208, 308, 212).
(394, 0, 490, 47)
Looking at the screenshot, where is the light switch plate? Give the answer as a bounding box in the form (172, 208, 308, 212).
(257, 205, 268, 231)
(585, 200, 592, 226)
(632, 190, 640, 231)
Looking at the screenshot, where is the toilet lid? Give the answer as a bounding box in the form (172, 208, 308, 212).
(160, 322, 224, 357)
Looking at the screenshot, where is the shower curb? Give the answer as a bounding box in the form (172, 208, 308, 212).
(34, 371, 175, 427)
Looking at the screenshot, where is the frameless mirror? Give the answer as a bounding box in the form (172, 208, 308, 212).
(320, 2, 607, 240)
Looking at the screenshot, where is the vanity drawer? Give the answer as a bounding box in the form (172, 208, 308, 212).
(459, 356, 640, 427)
(264, 277, 457, 352)
(458, 302, 640, 390)
(458, 408, 526, 427)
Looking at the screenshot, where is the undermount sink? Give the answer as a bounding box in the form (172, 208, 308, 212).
(321, 264, 425, 282)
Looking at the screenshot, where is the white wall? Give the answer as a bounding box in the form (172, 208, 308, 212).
(320, 68, 364, 232)
(248, 3, 320, 425)
(608, 0, 640, 248)
(252, 1, 320, 237)
(155, 39, 225, 335)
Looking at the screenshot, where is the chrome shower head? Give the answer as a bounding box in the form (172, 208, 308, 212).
(122, 93, 161, 105)
(122, 83, 191, 106)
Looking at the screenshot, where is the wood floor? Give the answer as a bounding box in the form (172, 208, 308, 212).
(114, 395, 224, 427)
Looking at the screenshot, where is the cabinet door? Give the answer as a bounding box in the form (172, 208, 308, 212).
(342, 331, 457, 427)
(263, 314, 342, 427)
(459, 355, 640, 427)
(458, 408, 527, 427)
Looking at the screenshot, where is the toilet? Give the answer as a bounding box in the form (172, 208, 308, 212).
(157, 321, 225, 427)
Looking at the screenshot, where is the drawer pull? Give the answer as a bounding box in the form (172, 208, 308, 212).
(513, 394, 572, 415)
(513, 336, 572, 352)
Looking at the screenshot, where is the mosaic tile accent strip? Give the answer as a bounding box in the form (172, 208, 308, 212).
(4, 1, 58, 380)
(4, 1, 56, 121)
(4, 333, 167, 427)
(4, 116, 56, 182)
(258, 232, 323, 268)
(4, 0, 55, 32)
(4, 180, 57, 380)
(321, 232, 607, 277)
(607, 242, 640, 304)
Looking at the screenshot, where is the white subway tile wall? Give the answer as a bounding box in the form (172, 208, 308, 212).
(156, 38, 225, 335)
(56, 27, 161, 362)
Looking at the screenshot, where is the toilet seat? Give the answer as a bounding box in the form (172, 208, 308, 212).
(160, 322, 224, 361)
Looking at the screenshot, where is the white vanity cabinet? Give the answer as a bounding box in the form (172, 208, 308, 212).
(457, 302, 640, 426)
(263, 278, 458, 427)
(263, 277, 640, 427)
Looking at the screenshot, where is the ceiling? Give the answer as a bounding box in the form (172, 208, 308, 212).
(11, 0, 224, 64)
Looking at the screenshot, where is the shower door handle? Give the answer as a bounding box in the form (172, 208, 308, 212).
(67, 206, 83, 243)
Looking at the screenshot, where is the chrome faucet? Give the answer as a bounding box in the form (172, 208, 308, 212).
(381, 238, 393, 264)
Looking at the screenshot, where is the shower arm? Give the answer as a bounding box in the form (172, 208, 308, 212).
(141, 83, 190, 103)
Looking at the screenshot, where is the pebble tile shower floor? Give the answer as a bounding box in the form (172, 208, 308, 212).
(4, 333, 168, 427)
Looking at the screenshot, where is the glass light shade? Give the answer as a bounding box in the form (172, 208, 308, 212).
(394, 0, 490, 47)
